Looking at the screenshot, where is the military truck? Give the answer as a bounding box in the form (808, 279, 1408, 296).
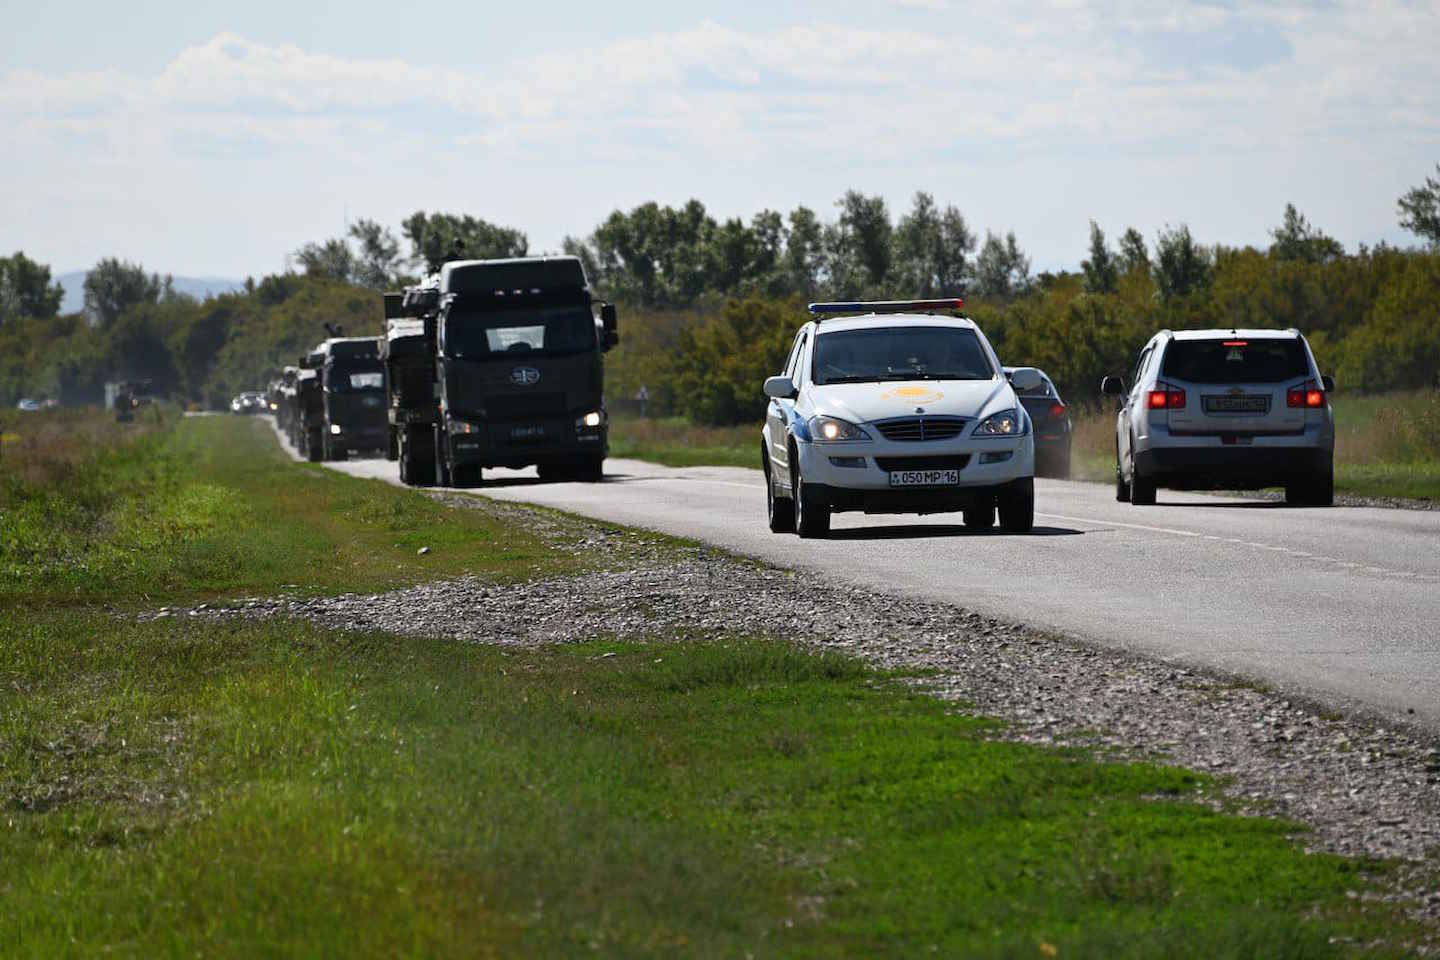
(294, 349, 325, 461)
(315, 337, 387, 460)
(381, 257, 618, 487)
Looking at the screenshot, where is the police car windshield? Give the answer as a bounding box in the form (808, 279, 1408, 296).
(444, 306, 595, 359)
(813, 326, 992, 385)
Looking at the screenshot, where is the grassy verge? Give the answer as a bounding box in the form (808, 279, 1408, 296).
(1, 411, 1431, 955)
(609, 415, 756, 468)
(1, 410, 577, 608)
(3, 613, 1424, 957)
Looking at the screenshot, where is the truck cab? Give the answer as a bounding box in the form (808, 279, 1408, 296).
(316, 337, 387, 461)
(383, 256, 618, 487)
(295, 349, 325, 461)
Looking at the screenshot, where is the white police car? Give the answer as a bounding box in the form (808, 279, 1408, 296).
(761, 300, 1037, 538)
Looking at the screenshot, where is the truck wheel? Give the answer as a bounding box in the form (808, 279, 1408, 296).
(452, 463, 482, 487)
(577, 456, 604, 482)
(997, 478, 1035, 533)
(386, 427, 399, 462)
(307, 428, 323, 462)
(433, 429, 452, 488)
(402, 425, 436, 486)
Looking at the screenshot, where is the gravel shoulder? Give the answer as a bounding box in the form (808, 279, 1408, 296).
(145, 487, 1440, 935)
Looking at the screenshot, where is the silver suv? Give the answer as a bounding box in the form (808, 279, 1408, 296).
(1102, 329, 1335, 506)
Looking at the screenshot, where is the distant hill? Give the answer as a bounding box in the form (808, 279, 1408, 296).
(57, 272, 247, 315)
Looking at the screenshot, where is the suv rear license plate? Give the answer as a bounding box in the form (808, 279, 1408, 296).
(889, 469, 960, 487)
(1203, 395, 1269, 413)
(510, 425, 545, 441)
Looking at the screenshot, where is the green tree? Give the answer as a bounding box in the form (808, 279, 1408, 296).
(1397, 163, 1440, 249)
(82, 258, 162, 329)
(0, 252, 65, 323)
(349, 218, 402, 288)
(835, 190, 893, 288)
(973, 231, 1031, 300)
(784, 206, 824, 296)
(1081, 221, 1119, 294)
(1152, 225, 1212, 302)
(401, 212, 528, 274)
(1118, 228, 1149, 276)
(893, 192, 976, 298)
(294, 238, 357, 283)
(1269, 203, 1343, 263)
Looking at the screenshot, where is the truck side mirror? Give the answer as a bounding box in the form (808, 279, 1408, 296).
(763, 375, 798, 400)
(1321, 374, 1335, 392)
(600, 303, 619, 351)
(1101, 375, 1124, 396)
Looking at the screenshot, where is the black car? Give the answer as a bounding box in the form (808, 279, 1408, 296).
(1005, 366, 1071, 478)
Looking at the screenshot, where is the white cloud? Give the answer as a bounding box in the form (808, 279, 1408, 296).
(1, 3, 1437, 275)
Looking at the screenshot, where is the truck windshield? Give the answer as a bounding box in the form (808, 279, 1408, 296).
(444, 305, 595, 359)
(329, 368, 383, 392)
(813, 327, 993, 384)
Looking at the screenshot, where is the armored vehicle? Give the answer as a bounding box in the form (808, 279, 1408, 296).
(381, 257, 618, 486)
(294, 348, 325, 461)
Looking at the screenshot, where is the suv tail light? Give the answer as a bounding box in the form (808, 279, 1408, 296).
(1286, 380, 1326, 408)
(1049, 402, 1067, 418)
(1146, 382, 1186, 410)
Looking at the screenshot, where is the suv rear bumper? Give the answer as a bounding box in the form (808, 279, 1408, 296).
(1135, 445, 1330, 489)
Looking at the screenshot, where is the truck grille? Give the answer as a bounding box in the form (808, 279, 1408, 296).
(873, 417, 968, 442)
(875, 455, 971, 472)
(485, 394, 568, 420)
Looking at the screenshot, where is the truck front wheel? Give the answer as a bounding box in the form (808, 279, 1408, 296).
(578, 455, 604, 482)
(307, 428, 324, 462)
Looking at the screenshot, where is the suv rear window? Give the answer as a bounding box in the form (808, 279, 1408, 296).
(1160, 339, 1309, 384)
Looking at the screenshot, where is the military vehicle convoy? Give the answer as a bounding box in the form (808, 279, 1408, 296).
(381, 256, 618, 487)
(293, 353, 325, 461)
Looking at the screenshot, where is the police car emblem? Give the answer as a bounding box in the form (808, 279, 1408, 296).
(511, 367, 541, 386)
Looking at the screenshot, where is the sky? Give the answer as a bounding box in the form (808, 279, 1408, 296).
(2, 0, 1437, 279)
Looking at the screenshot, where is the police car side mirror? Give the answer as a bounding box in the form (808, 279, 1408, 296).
(763, 376, 798, 400)
(1321, 374, 1335, 392)
(1101, 375, 1124, 396)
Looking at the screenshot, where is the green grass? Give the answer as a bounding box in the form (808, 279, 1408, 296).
(0, 412, 577, 608)
(1, 411, 1433, 956)
(2, 613, 1425, 958)
(609, 415, 757, 468)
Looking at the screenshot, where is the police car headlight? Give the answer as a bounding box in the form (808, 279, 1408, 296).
(973, 409, 1025, 437)
(808, 416, 871, 442)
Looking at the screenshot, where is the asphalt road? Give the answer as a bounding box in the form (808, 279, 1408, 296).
(319, 443, 1440, 732)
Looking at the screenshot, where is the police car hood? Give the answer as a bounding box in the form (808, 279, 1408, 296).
(813, 378, 1012, 425)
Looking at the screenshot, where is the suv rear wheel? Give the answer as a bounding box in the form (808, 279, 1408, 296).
(1285, 468, 1334, 507)
(1127, 438, 1156, 505)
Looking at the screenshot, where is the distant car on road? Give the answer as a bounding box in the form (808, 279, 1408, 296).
(1004, 366, 1071, 478)
(761, 299, 1037, 538)
(230, 392, 268, 415)
(16, 398, 41, 412)
(1103, 328, 1335, 506)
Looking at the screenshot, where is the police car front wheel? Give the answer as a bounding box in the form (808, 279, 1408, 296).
(791, 456, 831, 539)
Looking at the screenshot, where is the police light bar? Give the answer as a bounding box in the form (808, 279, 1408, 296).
(807, 299, 964, 314)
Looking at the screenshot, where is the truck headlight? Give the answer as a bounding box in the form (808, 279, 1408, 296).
(329, 424, 342, 435)
(576, 410, 605, 429)
(973, 409, 1025, 437)
(807, 416, 870, 442)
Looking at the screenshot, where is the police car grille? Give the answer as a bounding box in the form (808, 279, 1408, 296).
(874, 417, 967, 442)
(875, 455, 972, 472)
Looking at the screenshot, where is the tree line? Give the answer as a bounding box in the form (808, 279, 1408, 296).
(1, 164, 1437, 416)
